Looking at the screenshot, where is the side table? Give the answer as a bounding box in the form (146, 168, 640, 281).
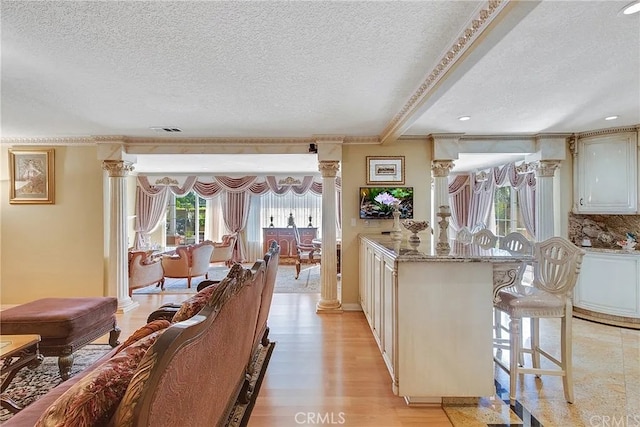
(1, 334, 43, 413)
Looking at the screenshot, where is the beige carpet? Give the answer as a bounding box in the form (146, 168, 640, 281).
(133, 263, 320, 294)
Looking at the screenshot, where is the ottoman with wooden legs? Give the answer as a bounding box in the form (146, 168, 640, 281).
(0, 297, 121, 380)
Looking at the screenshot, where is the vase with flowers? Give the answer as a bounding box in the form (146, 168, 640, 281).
(375, 192, 402, 240)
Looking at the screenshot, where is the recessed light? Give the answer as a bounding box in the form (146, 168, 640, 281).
(605, 115, 619, 121)
(621, 1, 640, 15)
(458, 116, 471, 121)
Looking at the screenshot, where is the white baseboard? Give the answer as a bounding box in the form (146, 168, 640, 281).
(341, 303, 362, 312)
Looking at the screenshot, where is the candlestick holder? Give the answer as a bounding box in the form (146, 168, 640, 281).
(390, 204, 402, 241)
(436, 205, 451, 254)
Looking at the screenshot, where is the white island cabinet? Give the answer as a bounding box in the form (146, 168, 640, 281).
(358, 234, 531, 404)
(573, 250, 640, 329)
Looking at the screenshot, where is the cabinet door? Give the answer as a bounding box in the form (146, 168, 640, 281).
(372, 252, 383, 346)
(574, 252, 640, 318)
(381, 255, 396, 379)
(577, 133, 637, 213)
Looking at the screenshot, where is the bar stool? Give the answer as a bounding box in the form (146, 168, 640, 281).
(493, 236, 585, 404)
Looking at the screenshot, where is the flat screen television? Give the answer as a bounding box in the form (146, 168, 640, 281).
(359, 187, 414, 219)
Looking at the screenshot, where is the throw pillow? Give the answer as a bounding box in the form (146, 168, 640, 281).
(115, 319, 171, 354)
(171, 282, 219, 323)
(35, 330, 164, 427)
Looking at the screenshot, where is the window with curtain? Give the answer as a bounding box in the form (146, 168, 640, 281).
(493, 185, 533, 240)
(166, 193, 206, 244)
(259, 191, 323, 231)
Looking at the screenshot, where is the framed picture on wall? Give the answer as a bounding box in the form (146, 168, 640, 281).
(366, 156, 405, 185)
(8, 148, 55, 204)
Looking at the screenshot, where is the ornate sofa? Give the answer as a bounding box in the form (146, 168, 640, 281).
(161, 240, 214, 288)
(4, 247, 279, 427)
(128, 250, 164, 295)
(210, 234, 237, 266)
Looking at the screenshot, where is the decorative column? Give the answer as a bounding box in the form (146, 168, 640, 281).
(103, 160, 138, 313)
(431, 160, 454, 241)
(317, 160, 341, 313)
(534, 160, 561, 241)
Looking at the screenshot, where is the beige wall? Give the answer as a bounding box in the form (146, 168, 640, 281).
(0, 145, 106, 304)
(0, 139, 575, 307)
(341, 140, 432, 306)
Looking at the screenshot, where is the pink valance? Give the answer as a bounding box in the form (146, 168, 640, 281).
(137, 175, 332, 198)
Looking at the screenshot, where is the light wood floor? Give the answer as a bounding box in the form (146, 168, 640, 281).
(111, 292, 453, 427)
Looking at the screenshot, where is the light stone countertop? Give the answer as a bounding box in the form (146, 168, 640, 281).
(583, 247, 640, 255)
(359, 233, 533, 264)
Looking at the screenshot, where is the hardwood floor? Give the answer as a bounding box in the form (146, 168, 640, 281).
(111, 292, 453, 427)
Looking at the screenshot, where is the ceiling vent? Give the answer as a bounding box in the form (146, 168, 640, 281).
(150, 127, 182, 133)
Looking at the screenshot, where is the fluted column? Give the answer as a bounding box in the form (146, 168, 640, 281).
(431, 160, 454, 241)
(534, 160, 561, 241)
(103, 160, 138, 313)
(316, 160, 341, 313)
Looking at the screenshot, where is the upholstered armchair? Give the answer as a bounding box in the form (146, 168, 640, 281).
(210, 234, 237, 266)
(128, 251, 164, 296)
(162, 241, 215, 288)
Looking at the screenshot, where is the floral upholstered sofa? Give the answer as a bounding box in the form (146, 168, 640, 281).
(4, 244, 280, 427)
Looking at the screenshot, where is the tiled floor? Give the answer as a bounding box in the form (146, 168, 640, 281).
(444, 316, 640, 427)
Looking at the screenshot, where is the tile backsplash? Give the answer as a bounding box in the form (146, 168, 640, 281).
(568, 212, 640, 249)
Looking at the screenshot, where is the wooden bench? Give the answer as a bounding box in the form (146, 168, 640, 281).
(0, 297, 120, 380)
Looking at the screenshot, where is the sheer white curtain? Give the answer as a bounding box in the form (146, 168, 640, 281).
(204, 195, 228, 242)
(245, 194, 263, 263)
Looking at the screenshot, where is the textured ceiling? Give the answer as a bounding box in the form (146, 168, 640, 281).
(1, 1, 639, 172)
(0, 0, 478, 138)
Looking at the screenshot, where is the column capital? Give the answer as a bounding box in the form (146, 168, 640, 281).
(534, 160, 561, 178)
(103, 160, 134, 177)
(318, 160, 340, 178)
(431, 160, 455, 177)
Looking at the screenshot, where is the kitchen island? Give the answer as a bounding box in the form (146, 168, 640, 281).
(358, 233, 531, 405)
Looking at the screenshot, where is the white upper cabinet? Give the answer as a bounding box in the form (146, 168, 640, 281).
(575, 131, 638, 214)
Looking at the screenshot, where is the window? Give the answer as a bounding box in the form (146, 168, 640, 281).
(166, 193, 206, 244)
(259, 191, 323, 231)
(493, 185, 532, 240)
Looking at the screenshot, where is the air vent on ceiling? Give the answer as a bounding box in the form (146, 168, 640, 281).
(149, 127, 182, 133)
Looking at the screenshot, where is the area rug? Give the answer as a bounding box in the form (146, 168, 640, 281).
(226, 342, 276, 427)
(0, 344, 113, 422)
(0, 342, 276, 427)
(133, 264, 320, 294)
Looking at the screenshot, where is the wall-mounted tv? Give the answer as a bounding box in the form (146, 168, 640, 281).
(359, 187, 414, 219)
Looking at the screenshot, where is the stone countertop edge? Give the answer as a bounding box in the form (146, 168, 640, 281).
(583, 247, 639, 255)
(359, 234, 532, 263)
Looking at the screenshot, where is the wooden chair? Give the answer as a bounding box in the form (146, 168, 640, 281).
(493, 236, 585, 404)
(293, 225, 320, 279)
(494, 232, 534, 361)
(499, 232, 533, 255)
(472, 228, 498, 249)
(456, 226, 473, 244)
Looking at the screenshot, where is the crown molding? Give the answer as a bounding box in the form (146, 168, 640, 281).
(379, 0, 509, 143)
(342, 136, 381, 145)
(0, 136, 97, 146)
(577, 125, 640, 139)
